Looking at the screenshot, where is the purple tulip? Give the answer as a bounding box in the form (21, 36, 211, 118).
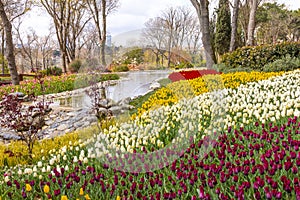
(22, 191, 27, 198)
(254, 191, 261, 199)
(275, 192, 282, 199)
(54, 189, 60, 196)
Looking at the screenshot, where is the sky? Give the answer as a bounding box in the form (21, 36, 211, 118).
(21, 0, 300, 45)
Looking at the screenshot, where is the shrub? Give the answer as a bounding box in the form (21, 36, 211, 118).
(174, 62, 194, 70)
(40, 66, 63, 76)
(221, 42, 300, 71)
(213, 63, 254, 73)
(111, 65, 129, 72)
(69, 59, 82, 73)
(263, 54, 300, 72)
(100, 73, 120, 81)
(123, 48, 144, 65)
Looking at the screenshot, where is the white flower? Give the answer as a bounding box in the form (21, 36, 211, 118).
(24, 168, 33, 175)
(4, 176, 9, 183)
(73, 156, 78, 163)
(37, 161, 43, 168)
(49, 159, 55, 166)
(83, 157, 88, 164)
(41, 167, 46, 173)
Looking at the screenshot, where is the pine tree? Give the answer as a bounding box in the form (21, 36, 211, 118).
(215, 0, 231, 56)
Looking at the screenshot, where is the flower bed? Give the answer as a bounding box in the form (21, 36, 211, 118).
(0, 73, 119, 99)
(168, 69, 221, 82)
(133, 71, 283, 119)
(0, 70, 299, 199)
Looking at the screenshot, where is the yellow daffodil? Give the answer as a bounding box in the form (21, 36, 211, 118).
(43, 185, 50, 193)
(25, 184, 32, 192)
(79, 187, 84, 196)
(61, 196, 68, 200)
(84, 194, 91, 200)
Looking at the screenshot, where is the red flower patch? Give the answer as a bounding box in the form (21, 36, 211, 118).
(168, 69, 221, 82)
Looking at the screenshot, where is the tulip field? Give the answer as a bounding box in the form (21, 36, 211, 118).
(0, 69, 300, 199)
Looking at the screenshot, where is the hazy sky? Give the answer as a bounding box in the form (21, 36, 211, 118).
(21, 0, 300, 41)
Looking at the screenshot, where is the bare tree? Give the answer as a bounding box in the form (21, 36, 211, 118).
(190, 0, 216, 68)
(0, 0, 31, 84)
(246, 0, 260, 46)
(161, 7, 178, 68)
(40, 0, 90, 72)
(185, 18, 202, 63)
(79, 23, 100, 60)
(66, 1, 91, 62)
(39, 29, 55, 70)
(14, 21, 38, 72)
(143, 7, 201, 67)
(142, 17, 166, 66)
(40, 0, 69, 72)
(87, 0, 119, 67)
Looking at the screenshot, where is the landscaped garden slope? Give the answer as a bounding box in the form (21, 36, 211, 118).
(132, 71, 283, 119)
(0, 70, 299, 199)
(0, 73, 119, 99)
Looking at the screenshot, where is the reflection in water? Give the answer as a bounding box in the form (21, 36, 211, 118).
(106, 70, 170, 102)
(55, 70, 170, 108)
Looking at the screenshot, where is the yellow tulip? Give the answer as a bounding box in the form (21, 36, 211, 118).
(116, 196, 121, 200)
(43, 185, 50, 193)
(84, 194, 91, 200)
(79, 187, 84, 196)
(61, 196, 68, 200)
(25, 184, 32, 192)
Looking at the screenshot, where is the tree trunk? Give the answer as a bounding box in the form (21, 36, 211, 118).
(1, 29, 4, 74)
(100, 0, 107, 67)
(246, 0, 258, 46)
(190, 0, 216, 69)
(230, 0, 239, 51)
(0, 0, 20, 85)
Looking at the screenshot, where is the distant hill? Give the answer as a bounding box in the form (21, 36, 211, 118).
(112, 30, 143, 47)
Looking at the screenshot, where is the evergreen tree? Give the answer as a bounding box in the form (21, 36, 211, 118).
(215, 0, 231, 56)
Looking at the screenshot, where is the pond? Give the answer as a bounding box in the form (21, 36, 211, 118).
(55, 70, 171, 108)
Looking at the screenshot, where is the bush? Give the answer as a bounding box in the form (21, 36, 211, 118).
(263, 55, 300, 72)
(69, 59, 82, 73)
(101, 73, 120, 81)
(40, 66, 63, 76)
(221, 42, 300, 71)
(111, 65, 129, 72)
(213, 63, 255, 73)
(174, 62, 194, 70)
(123, 48, 144, 65)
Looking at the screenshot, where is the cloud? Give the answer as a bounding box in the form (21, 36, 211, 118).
(108, 0, 192, 35)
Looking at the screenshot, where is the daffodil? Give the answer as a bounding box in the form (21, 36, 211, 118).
(79, 188, 84, 196)
(61, 195, 68, 200)
(43, 185, 50, 193)
(84, 194, 91, 200)
(25, 184, 32, 192)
